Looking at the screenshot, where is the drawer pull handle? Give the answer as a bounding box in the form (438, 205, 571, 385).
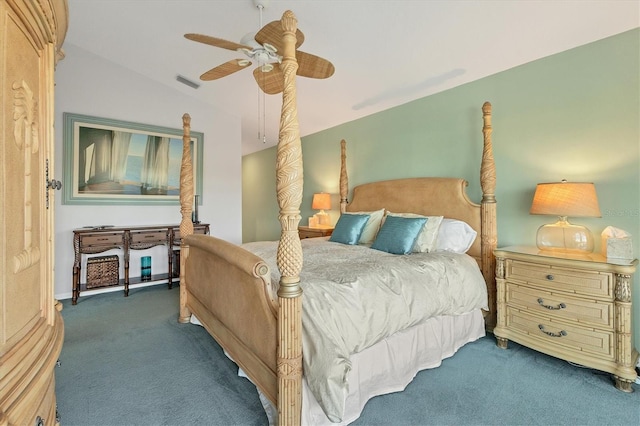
(97, 238, 109, 241)
(546, 274, 554, 281)
(537, 298, 566, 310)
(538, 324, 567, 338)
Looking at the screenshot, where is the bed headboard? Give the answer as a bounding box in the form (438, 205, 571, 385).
(346, 177, 482, 260)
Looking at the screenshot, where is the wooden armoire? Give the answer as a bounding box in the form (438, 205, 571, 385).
(0, 0, 68, 424)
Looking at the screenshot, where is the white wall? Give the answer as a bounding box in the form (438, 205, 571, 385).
(53, 44, 242, 300)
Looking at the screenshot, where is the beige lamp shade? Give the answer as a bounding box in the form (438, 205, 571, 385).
(312, 193, 331, 211)
(530, 180, 601, 253)
(530, 181, 601, 217)
(311, 193, 331, 226)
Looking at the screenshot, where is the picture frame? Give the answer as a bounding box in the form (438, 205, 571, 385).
(62, 113, 203, 205)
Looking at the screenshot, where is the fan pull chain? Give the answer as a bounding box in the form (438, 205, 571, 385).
(257, 86, 261, 142)
(262, 89, 266, 144)
(257, 85, 266, 144)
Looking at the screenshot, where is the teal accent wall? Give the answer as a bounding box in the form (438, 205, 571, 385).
(243, 29, 640, 341)
(243, 147, 278, 241)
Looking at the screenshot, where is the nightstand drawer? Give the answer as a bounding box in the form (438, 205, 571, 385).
(506, 283, 613, 328)
(505, 307, 614, 359)
(507, 260, 612, 298)
(299, 226, 333, 239)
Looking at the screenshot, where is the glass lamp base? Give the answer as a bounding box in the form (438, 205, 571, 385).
(315, 211, 331, 226)
(536, 217, 594, 254)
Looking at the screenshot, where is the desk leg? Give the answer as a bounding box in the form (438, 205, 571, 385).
(72, 234, 81, 305)
(72, 264, 80, 305)
(124, 260, 130, 297)
(167, 246, 173, 290)
(124, 233, 130, 297)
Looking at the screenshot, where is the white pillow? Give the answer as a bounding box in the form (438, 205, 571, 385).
(387, 212, 443, 253)
(435, 218, 477, 253)
(343, 209, 385, 245)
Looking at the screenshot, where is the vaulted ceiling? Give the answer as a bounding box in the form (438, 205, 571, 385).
(64, 0, 639, 155)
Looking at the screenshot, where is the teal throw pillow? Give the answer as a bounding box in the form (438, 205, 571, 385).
(329, 214, 371, 245)
(371, 215, 428, 255)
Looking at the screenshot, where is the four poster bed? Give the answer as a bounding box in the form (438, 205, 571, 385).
(176, 10, 497, 426)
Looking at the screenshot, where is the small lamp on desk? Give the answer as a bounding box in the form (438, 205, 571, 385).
(311, 192, 331, 227)
(529, 180, 601, 253)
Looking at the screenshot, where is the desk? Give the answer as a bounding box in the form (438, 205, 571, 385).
(72, 224, 209, 304)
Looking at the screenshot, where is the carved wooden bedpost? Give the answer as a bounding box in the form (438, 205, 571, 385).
(339, 139, 348, 213)
(178, 113, 195, 324)
(276, 10, 304, 426)
(480, 102, 497, 330)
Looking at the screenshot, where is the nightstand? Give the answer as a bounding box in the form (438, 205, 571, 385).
(493, 245, 638, 391)
(298, 226, 333, 239)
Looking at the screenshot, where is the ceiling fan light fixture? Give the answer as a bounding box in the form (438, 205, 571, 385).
(260, 63, 274, 73)
(254, 50, 271, 64)
(237, 59, 251, 67)
(262, 42, 277, 54)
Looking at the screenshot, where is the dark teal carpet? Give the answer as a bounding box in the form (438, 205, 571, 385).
(56, 285, 640, 425)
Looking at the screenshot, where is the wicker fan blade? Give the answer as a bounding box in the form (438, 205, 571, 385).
(201, 59, 252, 81)
(254, 20, 305, 53)
(296, 50, 335, 79)
(253, 64, 284, 95)
(185, 33, 252, 51)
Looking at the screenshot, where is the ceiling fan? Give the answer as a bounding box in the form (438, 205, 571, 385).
(184, 0, 335, 95)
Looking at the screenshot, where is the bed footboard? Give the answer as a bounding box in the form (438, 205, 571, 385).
(181, 234, 279, 404)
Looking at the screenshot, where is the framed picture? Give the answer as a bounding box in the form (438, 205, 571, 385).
(62, 113, 203, 205)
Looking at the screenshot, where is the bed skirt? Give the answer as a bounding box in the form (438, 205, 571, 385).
(237, 309, 485, 425)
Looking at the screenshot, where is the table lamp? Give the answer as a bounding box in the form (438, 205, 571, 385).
(311, 192, 331, 226)
(529, 180, 601, 253)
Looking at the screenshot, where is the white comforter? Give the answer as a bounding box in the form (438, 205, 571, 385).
(243, 238, 488, 422)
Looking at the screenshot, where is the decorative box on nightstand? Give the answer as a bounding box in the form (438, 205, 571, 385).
(298, 226, 333, 239)
(493, 245, 638, 392)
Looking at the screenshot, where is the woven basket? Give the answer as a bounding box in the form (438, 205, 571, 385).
(86, 255, 119, 289)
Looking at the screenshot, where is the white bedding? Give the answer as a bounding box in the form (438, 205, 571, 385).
(305, 309, 485, 425)
(243, 238, 488, 422)
(244, 309, 485, 425)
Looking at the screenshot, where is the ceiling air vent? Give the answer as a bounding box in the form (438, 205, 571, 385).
(176, 75, 200, 89)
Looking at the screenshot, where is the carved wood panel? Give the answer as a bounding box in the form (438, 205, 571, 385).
(1, 0, 67, 424)
(2, 0, 44, 344)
